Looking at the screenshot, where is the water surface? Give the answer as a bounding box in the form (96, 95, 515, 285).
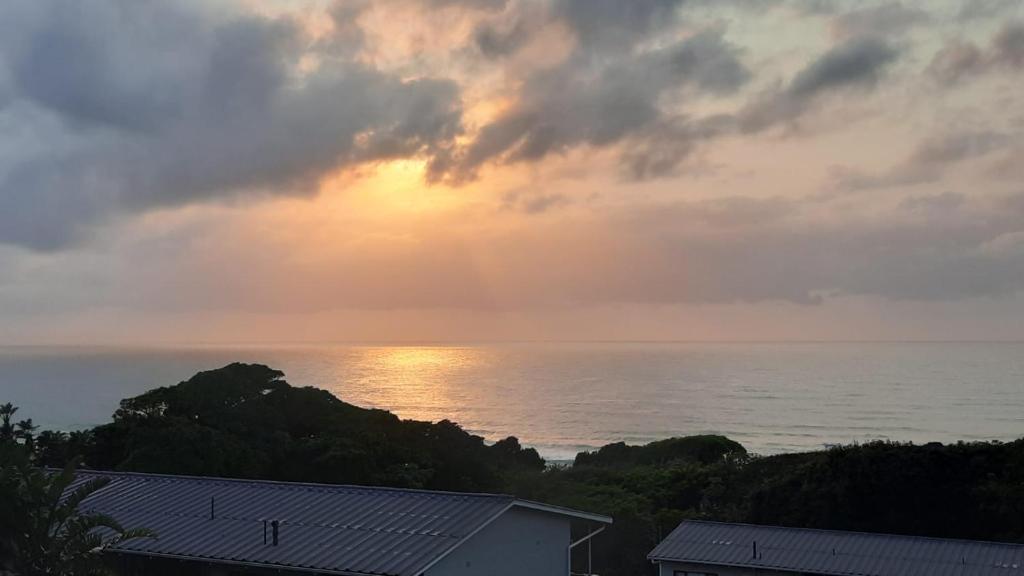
(2, 342, 1022, 460)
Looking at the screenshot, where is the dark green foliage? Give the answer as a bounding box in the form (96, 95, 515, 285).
(0, 402, 17, 441)
(739, 440, 1024, 542)
(113, 363, 290, 423)
(574, 435, 746, 468)
(0, 450, 154, 576)
(489, 436, 545, 471)
(11, 364, 1024, 576)
(40, 363, 550, 492)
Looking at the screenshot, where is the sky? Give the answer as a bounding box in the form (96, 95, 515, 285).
(1, 0, 1023, 344)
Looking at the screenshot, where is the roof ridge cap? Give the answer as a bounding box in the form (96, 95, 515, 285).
(75, 469, 514, 499)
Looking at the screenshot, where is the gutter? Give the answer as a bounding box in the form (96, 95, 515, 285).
(567, 525, 607, 576)
(105, 549, 371, 576)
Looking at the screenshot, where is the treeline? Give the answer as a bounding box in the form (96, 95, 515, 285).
(6, 363, 1024, 576)
(31, 363, 546, 491)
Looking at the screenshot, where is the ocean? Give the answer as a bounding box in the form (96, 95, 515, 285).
(1, 342, 1022, 461)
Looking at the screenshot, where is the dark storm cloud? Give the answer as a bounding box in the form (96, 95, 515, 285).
(0, 0, 463, 250)
(436, 27, 751, 181)
(739, 36, 900, 132)
(929, 22, 1024, 84)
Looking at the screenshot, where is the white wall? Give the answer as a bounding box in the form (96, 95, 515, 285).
(426, 507, 571, 576)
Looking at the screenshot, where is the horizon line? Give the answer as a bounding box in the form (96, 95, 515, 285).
(3, 339, 1024, 348)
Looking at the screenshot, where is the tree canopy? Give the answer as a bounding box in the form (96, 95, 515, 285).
(53, 363, 544, 491)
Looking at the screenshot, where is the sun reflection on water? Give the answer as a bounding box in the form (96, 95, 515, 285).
(338, 346, 486, 423)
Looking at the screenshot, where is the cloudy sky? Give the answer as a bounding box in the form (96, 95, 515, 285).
(1, 0, 1023, 344)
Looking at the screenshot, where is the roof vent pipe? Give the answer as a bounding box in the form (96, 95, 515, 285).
(210, 496, 215, 520)
(752, 541, 757, 559)
(271, 520, 279, 546)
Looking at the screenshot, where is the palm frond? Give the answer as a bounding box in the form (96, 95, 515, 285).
(111, 528, 158, 544)
(57, 478, 110, 516)
(69, 512, 125, 534)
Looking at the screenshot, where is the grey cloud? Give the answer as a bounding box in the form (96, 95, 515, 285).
(835, 131, 1013, 191)
(992, 23, 1024, 67)
(474, 0, 775, 59)
(831, 3, 930, 41)
(739, 36, 900, 132)
(595, 193, 1024, 305)
(911, 131, 1012, 164)
(324, 0, 370, 56)
(929, 22, 1024, 84)
(0, 0, 463, 250)
(661, 29, 753, 95)
(831, 164, 938, 192)
(7, 1, 212, 132)
(899, 191, 967, 213)
(474, 18, 530, 58)
(336, 1, 922, 186)
(439, 28, 750, 181)
(789, 37, 899, 98)
(989, 148, 1024, 181)
(500, 189, 571, 214)
(619, 115, 734, 180)
(552, 0, 779, 51)
(619, 133, 699, 180)
(454, 9, 903, 181)
(0, 70, 9, 110)
(958, 0, 1022, 21)
(927, 40, 987, 84)
(677, 195, 793, 228)
(792, 0, 839, 16)
(470, 0, 692, 61)
(426, 0, 508, 9)
(553, 0, 686, 51)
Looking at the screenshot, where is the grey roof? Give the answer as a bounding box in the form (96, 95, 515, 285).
(649, 521, 1024, 576)
(72, 470, 610, 576)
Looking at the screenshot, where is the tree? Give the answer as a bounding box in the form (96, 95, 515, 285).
(0, 455, 154, 576)
(0, 403, 17, 442)
(15, 420, 38, 454)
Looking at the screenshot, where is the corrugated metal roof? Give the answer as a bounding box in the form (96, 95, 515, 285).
(649, 521, 1024, 576)
(71, 470, 608, 576)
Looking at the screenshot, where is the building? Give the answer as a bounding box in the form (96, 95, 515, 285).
(649, 520, 1024, 576)
(72, 470, 611, 576)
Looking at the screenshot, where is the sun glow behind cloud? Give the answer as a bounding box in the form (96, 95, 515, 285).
(2, 0, 1024, 344)
(320, 159, 470, 215)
